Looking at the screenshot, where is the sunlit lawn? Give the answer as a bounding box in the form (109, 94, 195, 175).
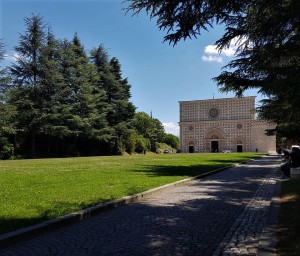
(0, 152, 263, 234)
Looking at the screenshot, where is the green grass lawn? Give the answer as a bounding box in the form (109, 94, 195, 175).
(277, 179, 300, 255)
(0, 152, 262, 234)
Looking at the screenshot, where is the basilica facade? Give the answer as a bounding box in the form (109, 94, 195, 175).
(179, 96, 276, 153)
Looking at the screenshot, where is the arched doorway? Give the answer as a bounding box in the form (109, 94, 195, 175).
(204, 128, 225, 152)
(189, 146, 194, 153)
(211, 135, 219, 152)
(236, 139, 243, 152)
(188, 140, 195, 153)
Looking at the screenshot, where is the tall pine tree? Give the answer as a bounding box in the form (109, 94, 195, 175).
(36, 29, 67, 155)
(0, 40, 16, 159)
(59, 35, 108, 155)
(9, 14, 47, 157)
(90, 45, 136, 154)
(105, 57, 135, 154)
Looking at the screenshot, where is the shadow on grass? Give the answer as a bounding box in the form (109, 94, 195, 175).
(132, 154, 268, 178)
(133, 163, 224, 177)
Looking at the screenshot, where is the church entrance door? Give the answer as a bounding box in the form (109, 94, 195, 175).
(189, 146, 194, 153)
(237, 145, 243, 152)
(211, 141, 219, 152)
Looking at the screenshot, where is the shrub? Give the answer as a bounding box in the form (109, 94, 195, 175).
(135, 135, 150, 153)
(0, 142, 14, 160)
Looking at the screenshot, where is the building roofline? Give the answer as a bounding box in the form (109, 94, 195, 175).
(178, 96, 256, 103)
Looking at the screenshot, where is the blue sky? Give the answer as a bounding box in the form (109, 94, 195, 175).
(0, 0, 260, 135)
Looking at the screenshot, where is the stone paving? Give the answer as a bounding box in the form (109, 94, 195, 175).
(0, 155, 282, 256)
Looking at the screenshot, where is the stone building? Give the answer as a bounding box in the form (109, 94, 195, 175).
(179, 96, 276, 153)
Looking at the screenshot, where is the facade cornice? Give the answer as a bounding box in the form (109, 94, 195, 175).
(178, 96, 256, 104)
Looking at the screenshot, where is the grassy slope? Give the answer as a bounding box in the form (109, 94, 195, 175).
(0, 153, 262, 234)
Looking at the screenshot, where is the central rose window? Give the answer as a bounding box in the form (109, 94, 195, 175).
(237, 123, 243, 129)
(209, 108, 219, 118)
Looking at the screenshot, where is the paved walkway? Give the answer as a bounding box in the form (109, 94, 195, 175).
(0, 155, 282, 256)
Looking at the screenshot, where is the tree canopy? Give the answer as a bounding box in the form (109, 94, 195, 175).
(0, 14, 178, 159)
(126, 0, 300, 142)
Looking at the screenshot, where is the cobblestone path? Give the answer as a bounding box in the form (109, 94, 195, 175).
(0, 155, 281, 256)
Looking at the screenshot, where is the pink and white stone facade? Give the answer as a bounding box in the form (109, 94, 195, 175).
(179, 96, 276, 153)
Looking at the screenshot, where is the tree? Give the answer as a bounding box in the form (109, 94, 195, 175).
(163, 133, 179, 149)
(0, 39, 9, 88)
(37, 30, 65, 138)
(132, 112, 165, 152)
(126, 0, 300, 140)
(90, 44, 110, 73)
(149, 118, 165, 151)
(0, 99, 16, 159)
(9, 17, 111, 157)
(91, 47, 136, 154)
(58, 35, 108, 156)
(126, 0, 250, 45)
(9, 14, 48, 157)
(0, 40, 16, 159)
(213, 1, 300, 140)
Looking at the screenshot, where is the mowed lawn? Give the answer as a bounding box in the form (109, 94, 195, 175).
(0, 152, 262, 234)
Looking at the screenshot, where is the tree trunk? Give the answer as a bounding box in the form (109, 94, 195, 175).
(30, 132, 36, 158)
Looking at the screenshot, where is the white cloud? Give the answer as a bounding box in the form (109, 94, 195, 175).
(201, 55, 223, 63)
(202, 36, 249, 63)
(203, 45, 219, 55)
(163, 122, 179, 136)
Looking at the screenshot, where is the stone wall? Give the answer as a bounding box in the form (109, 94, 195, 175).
(251, 120, 277, 153)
